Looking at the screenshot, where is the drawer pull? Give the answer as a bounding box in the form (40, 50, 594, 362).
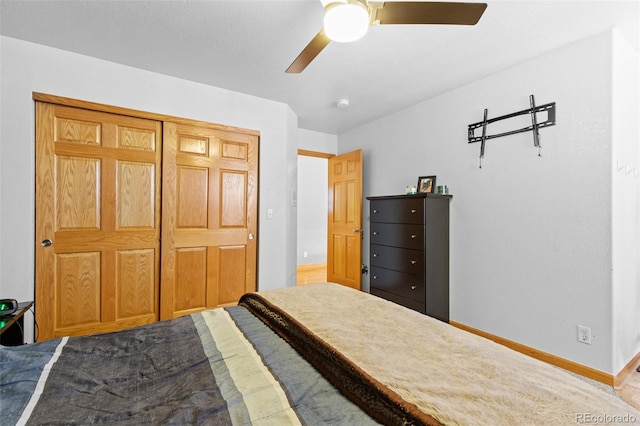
(373, 231, 378, 236)
(411, 234, 416, 239)
(411, 260, 417, 265)
(373, 209, 378, 214)
(411, 285, 417, 290)
(373, 275, 378, 280)
(410, 209, 417, 213)
(373, 253, 378, 257)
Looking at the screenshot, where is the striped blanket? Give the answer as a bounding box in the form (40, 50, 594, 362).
(1, 304, 377, 425)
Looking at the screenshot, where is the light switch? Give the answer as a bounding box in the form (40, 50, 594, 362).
(267, 208, 273, 219)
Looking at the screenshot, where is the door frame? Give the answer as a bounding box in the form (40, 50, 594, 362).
(297, 149, 364, 289)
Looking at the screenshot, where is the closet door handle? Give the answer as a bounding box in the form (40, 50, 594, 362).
(41, 239, 53, 247)
(410, 234, 417, 239)
(248, 234, 254, 240)
(410, 209, 417, 213)
(410, 260, 417, 265)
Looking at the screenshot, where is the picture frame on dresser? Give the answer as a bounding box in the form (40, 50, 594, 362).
(417, 176, 436, 193)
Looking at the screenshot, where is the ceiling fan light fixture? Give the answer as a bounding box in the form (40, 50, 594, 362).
(323, 1, 369, 43)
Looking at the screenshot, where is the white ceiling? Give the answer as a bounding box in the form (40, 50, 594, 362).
(1, 0, 638, 134)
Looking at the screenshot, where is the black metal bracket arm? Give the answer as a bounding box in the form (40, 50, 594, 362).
(468, 95, 556, 168)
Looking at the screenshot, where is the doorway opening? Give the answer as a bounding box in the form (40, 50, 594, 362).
(296, 151, 330, 284)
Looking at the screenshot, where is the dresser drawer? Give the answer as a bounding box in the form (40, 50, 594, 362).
(371, 223, 425, 250)
(370, 244, 424, 274)
(370, 266, 425, 303)
(370, 287, 425, 314)
(370, 198, 424, 224)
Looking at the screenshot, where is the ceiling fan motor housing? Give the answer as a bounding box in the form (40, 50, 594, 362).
(323, 0, 371, 42)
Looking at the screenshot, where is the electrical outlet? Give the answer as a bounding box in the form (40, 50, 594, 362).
(577, 325, 592, 344)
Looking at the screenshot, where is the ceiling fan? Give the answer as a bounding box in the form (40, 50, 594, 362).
(286, 1, 487, 73)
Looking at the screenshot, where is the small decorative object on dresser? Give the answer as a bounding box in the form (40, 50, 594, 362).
(417, 175, 436, 193)
(367, 193, 451, 322)
(437, 184, 449, 195)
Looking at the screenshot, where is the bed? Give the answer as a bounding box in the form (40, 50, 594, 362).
(2, 283, 638, 425)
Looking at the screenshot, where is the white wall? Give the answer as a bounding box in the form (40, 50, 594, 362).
(0, 36, 298, 340)
(296, 129, 337, 266)
(298, 128, 338, 153)
(611, 29, 640, 374)
(339, 31, 638, 375)
(297, 156, 328, 264)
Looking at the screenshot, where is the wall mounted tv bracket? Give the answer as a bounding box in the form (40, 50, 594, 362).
(468, 95, 556, 168)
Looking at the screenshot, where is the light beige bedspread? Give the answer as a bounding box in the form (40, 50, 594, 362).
(254, 283, 640, 426)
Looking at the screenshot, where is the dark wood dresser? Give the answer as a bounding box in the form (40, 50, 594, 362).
(367, 193, 451, 322)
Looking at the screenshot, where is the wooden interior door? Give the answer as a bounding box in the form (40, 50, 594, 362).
(161, 122, 258, 319)
(327, 149, 363, 290)
(35, 102, 162, 340)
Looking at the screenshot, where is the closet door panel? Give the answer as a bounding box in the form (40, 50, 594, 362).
(116, 248, 156, 319)
(161, 122, 258, 320)
(56, 252, 101, 328)
(117, 126, 156, 151)
(216, 245, 247, 305)
(54, 107, 102, 145)
(177, 166, 209, 228)
(174, 247, 208, 312)
(56, 156, 101, 230)
(36, 102, 161, 340)
(117, 161, 155, 229)
(220, 170, 247, 227)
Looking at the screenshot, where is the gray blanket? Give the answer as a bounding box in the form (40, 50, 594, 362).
(1, 306, 378, 425)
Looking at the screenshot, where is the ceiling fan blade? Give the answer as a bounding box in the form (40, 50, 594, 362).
(286, 30, 331, 73)
(371, 2, 487, 26)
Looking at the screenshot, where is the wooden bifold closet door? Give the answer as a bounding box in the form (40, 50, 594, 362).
(35, 102, 162, 339)
(35, 99, 258, 340)
(160, 122, 258, 320)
